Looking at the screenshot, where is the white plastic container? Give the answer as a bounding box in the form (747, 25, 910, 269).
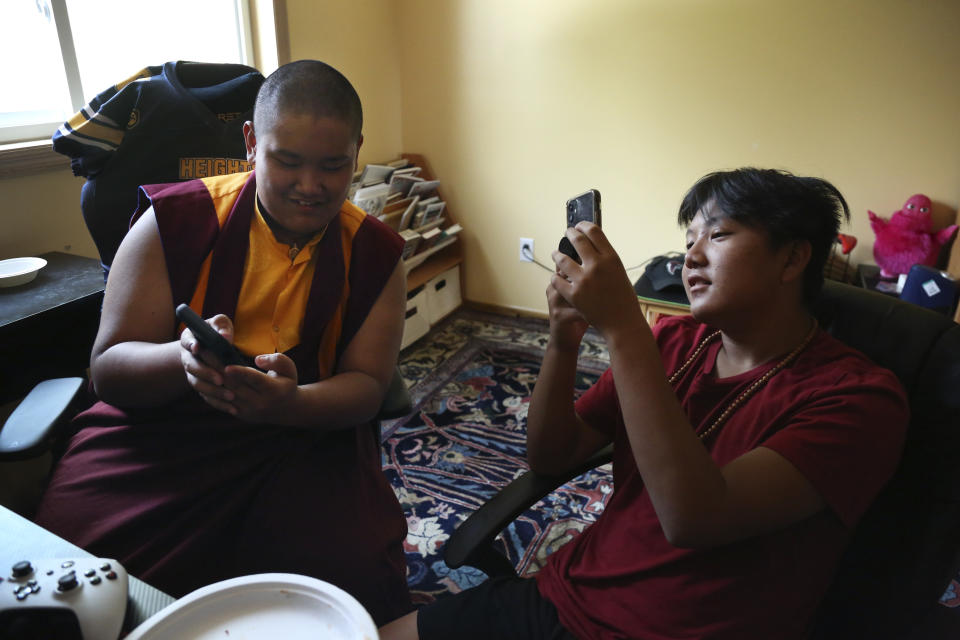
(424, 265, 462, 325)
(401, 286, 431, 350)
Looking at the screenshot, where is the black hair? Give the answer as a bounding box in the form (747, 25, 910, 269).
(252, 59, 363, 140)
(677, 168, 850, 307)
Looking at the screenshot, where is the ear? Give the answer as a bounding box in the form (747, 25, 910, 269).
(781, 240, 812, 285)
(242, 121, 257, 165)
(353, 134, 364, 171)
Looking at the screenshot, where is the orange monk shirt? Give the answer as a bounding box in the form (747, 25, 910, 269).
(183, 171, 369, 379)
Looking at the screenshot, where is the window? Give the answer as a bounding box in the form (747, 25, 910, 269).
(1, 0, 251, 146)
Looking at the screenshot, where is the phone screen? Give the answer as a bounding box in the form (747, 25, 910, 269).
(559, 189, 601, 263)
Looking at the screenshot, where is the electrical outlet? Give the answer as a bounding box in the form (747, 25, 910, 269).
(519, 237, 534, 262)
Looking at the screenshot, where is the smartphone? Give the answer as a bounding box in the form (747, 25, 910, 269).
(558, 189, 602, 263)
(175, 304, 256, 368)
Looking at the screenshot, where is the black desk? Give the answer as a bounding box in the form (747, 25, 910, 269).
(0, 505, 175, 632)
(0, 252, 104, 405)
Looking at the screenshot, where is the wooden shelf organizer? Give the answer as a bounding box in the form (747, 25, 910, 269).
(399, 153, 464, 292)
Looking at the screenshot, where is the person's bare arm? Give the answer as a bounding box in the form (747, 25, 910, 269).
(553, 223, 825, 548)
(207, 261, 407, 428)
(526, 283, 610, 475)
(89, 207, 190, 407)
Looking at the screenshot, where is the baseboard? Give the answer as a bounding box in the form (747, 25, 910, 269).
(462, 299, 548, 320)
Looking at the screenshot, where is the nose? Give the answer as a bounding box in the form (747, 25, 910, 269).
(685, 236, 705, 268)
(295, 168, 327, 197)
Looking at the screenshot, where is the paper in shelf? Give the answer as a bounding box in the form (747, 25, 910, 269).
(399, 229, 422, 260)
(358, 163, 396, 187)
(417, 226, 443, 253)
(389, 174, 423, 198)
(352, 183, 391, 217)
(408, 180, 440, 199)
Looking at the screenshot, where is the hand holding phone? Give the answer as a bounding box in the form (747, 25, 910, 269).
(175, 304, 256, 368)
(558, 189, 601, 264)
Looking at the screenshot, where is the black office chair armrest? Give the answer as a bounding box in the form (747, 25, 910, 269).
(377, 367, 413, 421)
(444, 443, 614, 578)
(0, 378, 86, 460)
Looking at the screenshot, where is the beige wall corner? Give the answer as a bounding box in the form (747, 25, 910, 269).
(0, 169, 96, 260)
(284, 0, 403, 167)
(395, 0, 960, 315)
(248, 0, 289, 74)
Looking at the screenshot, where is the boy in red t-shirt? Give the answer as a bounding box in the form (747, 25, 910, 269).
(382, 168, 908, 640)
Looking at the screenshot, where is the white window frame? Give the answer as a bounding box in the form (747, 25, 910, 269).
(0, 0, 259, 178)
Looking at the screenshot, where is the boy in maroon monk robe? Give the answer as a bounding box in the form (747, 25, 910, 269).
(35, 60, 412, 625)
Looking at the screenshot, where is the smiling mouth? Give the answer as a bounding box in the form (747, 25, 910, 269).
(292, 198, 325, 207)
(687, 276, 711, 291)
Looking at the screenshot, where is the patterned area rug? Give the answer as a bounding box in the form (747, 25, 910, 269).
(383, 307, 960, 621)
(382, 308, 610, 605)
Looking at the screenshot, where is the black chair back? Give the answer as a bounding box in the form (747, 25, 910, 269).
(810, 281, 960, 638)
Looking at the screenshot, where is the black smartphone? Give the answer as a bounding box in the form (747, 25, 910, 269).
(175, 304, 256, 368)
(558, 189, 601, 263)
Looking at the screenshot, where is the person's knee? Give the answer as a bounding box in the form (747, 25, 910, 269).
(379, 610, 420, 640)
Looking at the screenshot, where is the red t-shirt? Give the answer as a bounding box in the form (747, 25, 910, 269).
(536, 315, 908, 640)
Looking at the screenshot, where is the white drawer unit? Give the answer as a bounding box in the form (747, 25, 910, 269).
(424, 265, 462, 325)
(401, 286, 431, 350)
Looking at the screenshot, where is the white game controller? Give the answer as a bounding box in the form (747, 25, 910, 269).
(0, 558, 128, 639)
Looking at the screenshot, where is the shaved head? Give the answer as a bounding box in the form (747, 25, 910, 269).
(252, 60, 362, 140)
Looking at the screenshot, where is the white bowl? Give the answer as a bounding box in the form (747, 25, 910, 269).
(125, 573, 379, 640)
(0, 257, 47, 288)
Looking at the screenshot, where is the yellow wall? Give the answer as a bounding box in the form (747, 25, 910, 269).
(3, 1, 959, 320)
(0, 169, 96, 259)
(284, 0, 404, 167)
(396, 0, 960, 314)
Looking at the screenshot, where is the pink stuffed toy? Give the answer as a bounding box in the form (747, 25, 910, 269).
(868, 194, 958, 278)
